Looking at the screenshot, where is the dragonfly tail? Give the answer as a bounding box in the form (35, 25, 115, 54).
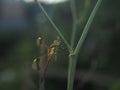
(40, 59, 50, 82)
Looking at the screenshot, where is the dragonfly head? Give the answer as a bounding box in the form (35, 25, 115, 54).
(53, 40, 60, 46)
(50, 37, 61, 47)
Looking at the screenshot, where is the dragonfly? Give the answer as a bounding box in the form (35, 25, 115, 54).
(32, 37, 67, 82)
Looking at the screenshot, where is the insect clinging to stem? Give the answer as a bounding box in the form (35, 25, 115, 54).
(32, 37, 61, 82)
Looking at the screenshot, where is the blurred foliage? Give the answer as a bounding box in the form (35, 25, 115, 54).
(110, 80, 120, 90)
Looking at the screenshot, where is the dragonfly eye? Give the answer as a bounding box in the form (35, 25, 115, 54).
(53, 40, 60, 46)
(50, 39, 60, 47)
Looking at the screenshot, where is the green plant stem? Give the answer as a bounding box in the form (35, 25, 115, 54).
(67, 55, 77, 90)
(70, 0, 78, 48)
(78, 0, 90, 24)
(74, 0, 102, 55)
(35, 0, 72, 51)
(67, 0, 102, 90)
(67, 0, 78, 90)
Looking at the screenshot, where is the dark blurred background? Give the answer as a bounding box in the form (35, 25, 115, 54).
(0, 0, 120, 90)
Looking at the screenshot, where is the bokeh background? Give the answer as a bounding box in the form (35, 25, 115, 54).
(0, 0, 120, 90)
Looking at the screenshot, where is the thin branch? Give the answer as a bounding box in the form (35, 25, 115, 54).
(74, 0, 103, 55)
(35, 0, 72, 51)
(67, 1, 78, 89)
(67, 56, 78, 90)
(70, 0, 78, 48)
(67, 0, 103, 90)
(78, 0, 91, 24)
